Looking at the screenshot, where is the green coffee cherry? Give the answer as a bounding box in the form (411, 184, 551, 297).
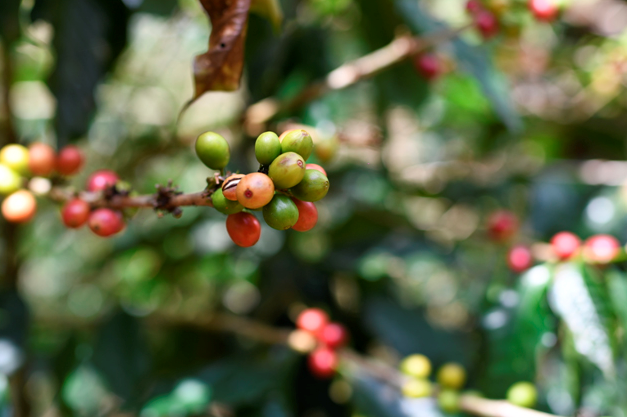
(255, 132, 281, 165)
(263, 194, 299, 230)
(0, 164, 22, 195)
(212, 188, 244, 215)
(506, 382, 537, 408)
(268, 152, 306, 189)
(438, 390, 461, 413)
(281, 129, 313, 161)
(290, 169, 329, 202)
(195, 131, 230, 170)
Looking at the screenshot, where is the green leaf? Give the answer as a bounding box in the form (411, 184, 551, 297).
(394, 0, 522, 132)
(606, 269, 627, 343)
(250, 0, 283, 32)
(549, 263, 616, 379)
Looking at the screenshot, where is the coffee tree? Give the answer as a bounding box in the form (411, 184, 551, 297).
(0, 0, 626, 416)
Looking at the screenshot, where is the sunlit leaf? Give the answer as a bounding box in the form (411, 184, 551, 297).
(549, 263, 615, 379)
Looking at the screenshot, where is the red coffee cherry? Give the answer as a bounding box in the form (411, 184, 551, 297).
(583, 234, 620, 264)
(56, 145, 84, 176)
(550, 232, 580, 260)
(296, 308, 328, 335)
(61, 199, 91, 228)
(87, 170, 119, 192)
(306, 163, 327, 177)
(507, 245, 533, 273)
(291, 198, 318, 232)
(308, 347, 338, 379)
(226, 212, 261, 247)
(487, 210, 518, 242)
(320, 322, 349, 349)
(414, 54, 441, 81)
(475, 10, 499, 39)
(466, 0, 483, 14)
(28, 143, 56, 176)
(2, 190, 37, 223)
(529, 0, 559, 21)
(88, 208, 124, 237)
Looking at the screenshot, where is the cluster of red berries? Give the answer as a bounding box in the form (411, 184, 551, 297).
(0, 143, 83, 223)
(295, 308, 349, 379)
(486, 210, 623, 274)
(61, 169, 126, 237)
(196, 130, 331, 248)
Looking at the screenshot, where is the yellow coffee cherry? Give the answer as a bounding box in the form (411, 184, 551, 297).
(400, 354, 431, 378)
(401, 378, 432, 398)
(437, 363, 466, 389)
(0, 144, 30, 176)
(507, 382, 537, 408)
(438, 389, 461, 413)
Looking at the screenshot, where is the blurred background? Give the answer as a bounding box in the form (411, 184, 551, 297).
(1, 0, 627, 416)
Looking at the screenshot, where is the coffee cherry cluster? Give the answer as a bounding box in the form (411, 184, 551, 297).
(0, 143, 84, 224)
(399, 353, 538, 412)
(295, 308, 349, 379)
(196, 130, 331, 248)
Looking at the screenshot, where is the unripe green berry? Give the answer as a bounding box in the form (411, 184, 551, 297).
(255, 132, 281, 165)
(0, 164, 22, 195)
(212, 188, 244, 214)
(400, 354, 431, 378)
(437, 363, 466, 389)
(290, 169, 329, 202)
(280, 129, 314, 161)
(506, 382, 537, 408)
(263, 194, 299, 230)
(268, 152, 306, 189)
(195, 131, 230, 170)
(0, 144, 30, 176)
(438, 389, 461, 413)
(401, 378, 432, 398)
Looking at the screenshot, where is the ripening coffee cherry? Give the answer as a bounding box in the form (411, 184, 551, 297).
(1, 190, 36, 223)
(308, 347, 338, 379)
(551, 231, 580, 260)
(314, 135, 339, 163)
(0, 144, 30, 176)
(61, 199, 91, 228)
(402, 378, 432, 398)
(291, 198, 318, 232)
(466, 0, 483, 14)
(290, 169, 329, 202)
(414, 53, 441, 81)
(211, 188, 244, 215)
(226, 212, 261, 247)
(222, 174, 245, 201)
(320, 322, 348, 349)
(28, 143, 56, 176)
(296, 308, 329, 335)
(437, 363, 467, 390)
(280, 129, 314, 161)
(487, 210, 518, 241)
(87, 170, 119, 192)
(507, 245, 533, 273)
(438, 389, 461, 413)
(475, 10, 499, 39)
(583, 234, 620, 264)
(56, 145, 84, 176)
(529, 0, 559, 21)
(306, 163, 327, 177)
(195, 131, 230, 170)
(255, 131, 282, 165)
(400, 354, 431, 378)
(236, 173, 275, 209)
(506, 382, 537, 408)
(262, 194, 299, 230)
(268, 152, 306, 189)
(88, 208, 124, 237)
(0, 164, 22, 195)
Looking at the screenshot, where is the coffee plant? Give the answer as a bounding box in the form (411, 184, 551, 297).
(0, 0, 626, 416)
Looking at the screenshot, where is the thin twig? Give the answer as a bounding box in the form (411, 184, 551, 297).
(244, 24, 471, 130)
